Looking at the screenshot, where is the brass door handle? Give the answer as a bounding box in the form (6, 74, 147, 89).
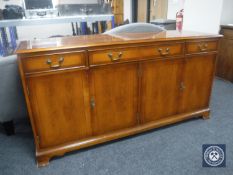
(158, 48, 170, 56)
(46, 57, 64, 69)
(108, 52, 123, 61)
(198, 43, 208, 52)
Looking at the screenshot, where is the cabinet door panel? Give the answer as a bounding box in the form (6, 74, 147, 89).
(28, 71, 92, 148)
(140, 59, 183, 123)
(90, 63, 138, 135)
(180, 55, 216, 112)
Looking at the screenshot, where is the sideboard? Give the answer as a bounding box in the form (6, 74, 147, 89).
(16, 31, 221, 167)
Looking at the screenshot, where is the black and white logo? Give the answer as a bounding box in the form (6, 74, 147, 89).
(203, 144, 226, 167)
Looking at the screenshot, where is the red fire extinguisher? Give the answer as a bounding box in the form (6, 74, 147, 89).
(176, 9, 184, 31)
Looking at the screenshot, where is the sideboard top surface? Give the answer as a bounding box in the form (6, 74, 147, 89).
(16, 30, 222, 54)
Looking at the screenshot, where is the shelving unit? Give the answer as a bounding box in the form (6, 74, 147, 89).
(0, 14, 114, 28)
(0, 14, 114, 56)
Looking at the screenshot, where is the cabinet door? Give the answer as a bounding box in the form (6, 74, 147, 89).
(90, 63, 138, 135)
(179, 55, 216, 113)
(140, 59, 183, 123)
(27, 71, 92, 148)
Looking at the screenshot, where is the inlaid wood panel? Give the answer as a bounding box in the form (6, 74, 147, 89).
(179, 54, 216, 113)
(89, 63, 139, 135)
(27, 70, 92, 148)
(140, 59, 183, 123)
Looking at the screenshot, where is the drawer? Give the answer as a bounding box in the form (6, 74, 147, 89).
(22, 52, 86, 73)
(89, 43, 184, 66)
(186, 40, 218, 54)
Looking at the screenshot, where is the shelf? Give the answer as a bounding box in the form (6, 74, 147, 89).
(0, 14, 114, 28)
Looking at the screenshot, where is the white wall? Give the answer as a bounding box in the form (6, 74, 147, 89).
(183, 0, 223, 34)
(124, 0, 132, 22)
(167, 0, 185, 20)
(220, 0, 233, 25)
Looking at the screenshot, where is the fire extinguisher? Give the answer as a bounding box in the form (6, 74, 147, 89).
(176, 9, 184, 31)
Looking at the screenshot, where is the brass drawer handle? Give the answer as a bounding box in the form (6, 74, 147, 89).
(198, 43, 208, 52)
(46, 57, 64, 69)
(108, 52, 123, 61)
(158, 48, 170, 56)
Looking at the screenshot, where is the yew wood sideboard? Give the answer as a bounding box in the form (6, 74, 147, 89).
(16, 31, 221, 167)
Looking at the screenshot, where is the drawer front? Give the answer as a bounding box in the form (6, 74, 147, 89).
(186, 40, 218, 54)
(22, 52, 86, 73)
(89, 43, 184, 66)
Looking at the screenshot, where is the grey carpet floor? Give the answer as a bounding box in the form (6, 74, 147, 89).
(0, 78, 233, 175)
